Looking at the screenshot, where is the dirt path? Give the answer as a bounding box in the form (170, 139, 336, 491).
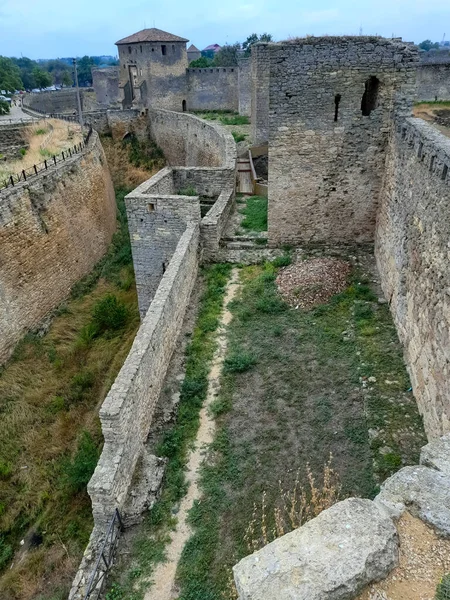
(144, 269, 240, 600)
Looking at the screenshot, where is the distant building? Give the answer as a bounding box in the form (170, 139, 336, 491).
(187, 44, 201, 63)
(203, 44, 222, 53)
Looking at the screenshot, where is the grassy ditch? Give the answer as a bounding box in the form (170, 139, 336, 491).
(104, 264, 232, 600)
(0, 189, 139, 600)
(175, 258, 426, 599)
(239, 195, 268, 232)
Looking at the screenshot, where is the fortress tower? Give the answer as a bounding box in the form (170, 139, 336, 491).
(116, 28, 189, 111)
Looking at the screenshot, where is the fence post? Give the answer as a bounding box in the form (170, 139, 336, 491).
(53, 155, 57, 165)
(9, 175, 14, 187)
(44, 159, 47, 170)
(34, 165, 38, 175)
(22, 170, 26, 181)
(62, 151, 65, 161)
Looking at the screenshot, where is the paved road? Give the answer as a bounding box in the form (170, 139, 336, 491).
(0, 104, 35, 123)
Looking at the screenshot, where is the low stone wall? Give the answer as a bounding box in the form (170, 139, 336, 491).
(87, 222, 199, 528)
(186, 67, 239, 112)
(0, 130, 116, 364)
(375, 117, 450, 440)
(201, 188, 234, 261)
(0, 122, 28, 159)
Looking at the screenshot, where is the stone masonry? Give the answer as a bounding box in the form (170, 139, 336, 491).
(267, 37, 418, 246)
(0, 130, 116, 364)
(375, 117, 450, 440)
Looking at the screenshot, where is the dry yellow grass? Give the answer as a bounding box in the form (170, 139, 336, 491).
(101, 134, 158, 189)
(0, 119, 83, 180)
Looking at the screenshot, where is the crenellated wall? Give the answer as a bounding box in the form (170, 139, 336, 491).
(186, 67, 239, 112)
(376, 117, 450, 440)
(0, 131, 116, 364)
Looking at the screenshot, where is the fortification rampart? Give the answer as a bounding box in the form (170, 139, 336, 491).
(376, 117, 450, 440)
(92, 67, 120, 107)
(266, 37, 418, 246)
(186, 67, 239, 112)
(0, 122, 28, 159)
(251, 43, 270, 145)
(238, 57, 251, 117)
(417, 63, 450, 101)
(22, 88, 98, 114)
(0, 130, 116, 364)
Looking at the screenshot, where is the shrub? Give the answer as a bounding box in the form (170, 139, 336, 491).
(61, 431, 100, 493)
(224, 351, 256, 373)
(69, 370, 94, 402)
(436, 574, 450, 600)
(220, 115, 250, 125)
(34, 127, 48, 135)
(0, 536, 12, 570)
(272, 255, 292, 268)
(177, 186, 197, 196)
(0, 99, 10, 115)
(19, 147, 27, 157)
(92, 294, 127, 334)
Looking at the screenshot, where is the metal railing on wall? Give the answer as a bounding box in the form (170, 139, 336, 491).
(0, 126, 93, 192)
(83, 509, 124, 600)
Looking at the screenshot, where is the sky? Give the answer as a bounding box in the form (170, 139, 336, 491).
(0, 0, 450, 59)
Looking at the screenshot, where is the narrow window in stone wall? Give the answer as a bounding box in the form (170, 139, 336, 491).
(161, 45, 167, 56)
(418, 141, 424, 160)
(128, 46, 132, 54)
(172, 45, 175, 53)
(361, 76, 380, 116)
(140, 45, 142, 53)
(430, 155, 436, 172)
(442, 164, 448, 181)
(334, 94, 341, 122)
(182, 99, 187, 112)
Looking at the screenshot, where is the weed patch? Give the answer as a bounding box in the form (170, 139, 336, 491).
(232, 132, 247, 143)
(220, 115, 250, 125)
(240, 196, 268, 232)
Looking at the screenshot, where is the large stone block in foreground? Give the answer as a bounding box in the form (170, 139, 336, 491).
(233, 498, 398, 600)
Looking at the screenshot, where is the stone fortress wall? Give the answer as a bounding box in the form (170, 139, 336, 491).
(417, 49, 450, 101)
(22, 88, 96, 114)
(186, 67, 239, 112)
(0, 122, 28, 159)
(0, 130, 116, 364)
(91, 67, 121, 107)
(266, 37, 418, 246)
(376, 117, 450, 439)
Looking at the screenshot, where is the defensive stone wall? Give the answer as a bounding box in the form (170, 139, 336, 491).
(376, 117, 450, 440)
(126, 167, 201, 315)
(87, 221, 199, 528)
(266, 37, 418, 246)
(417, 63, 450, 101)
(251, 44, 270, 144)
(0, 130, 116, 364)
(186, 67, 239, 112)
(201, 188, 234, 261)
(23, 88, 94, 114)
(92, 66, 120, 106)
(238, 57, 252, 117)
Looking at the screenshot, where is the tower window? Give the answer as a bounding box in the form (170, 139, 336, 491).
(128, 46, 132, 54)
(334, 94, 341, 122)
(172, 45, 175, 53)
(140, 45, 142, 53)
(361, 76, 380, 116)
(161, 45, 167, 55)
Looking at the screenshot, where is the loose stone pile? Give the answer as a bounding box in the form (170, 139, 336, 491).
(275, 258, 351, 310)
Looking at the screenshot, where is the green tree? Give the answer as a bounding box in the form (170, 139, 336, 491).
(33, 67, 53, 89)
(61, 70, 73, 87)
(76, 56, 95, 86)
(212, 43, 241, 67)
(11, 57, 36, 90)
(242, 32, 273, 55)
(189, 56, 213, 68)
(0, 56, 23, 91)
(418, 39, 440, 51)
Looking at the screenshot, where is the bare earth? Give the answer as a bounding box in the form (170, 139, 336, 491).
(144, 269, 240, 600)
(357, 511, 450, 600)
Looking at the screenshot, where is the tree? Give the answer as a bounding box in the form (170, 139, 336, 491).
(0, 99, 10, 115)
(61, 70, 73, 87)
(189, 56, 213, 68)
(0, 57, 23, 91)
(212, 43, 241, 67)
(33, 67, 53, 89)
(76, 56, 95, 86)
(242, 33, 273, 56)
(418, 39, 440, 51)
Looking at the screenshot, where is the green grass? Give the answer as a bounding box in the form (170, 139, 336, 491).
(105, 263, 232, 600)
(220, 115, 250, 125)
(239, 195, 268, 232)
(177, 186, 198, 196)
(232, 132, 247, 143)
(175, 258, 427, 599)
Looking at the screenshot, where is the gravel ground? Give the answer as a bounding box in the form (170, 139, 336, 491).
(276, 257, 352, 309)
